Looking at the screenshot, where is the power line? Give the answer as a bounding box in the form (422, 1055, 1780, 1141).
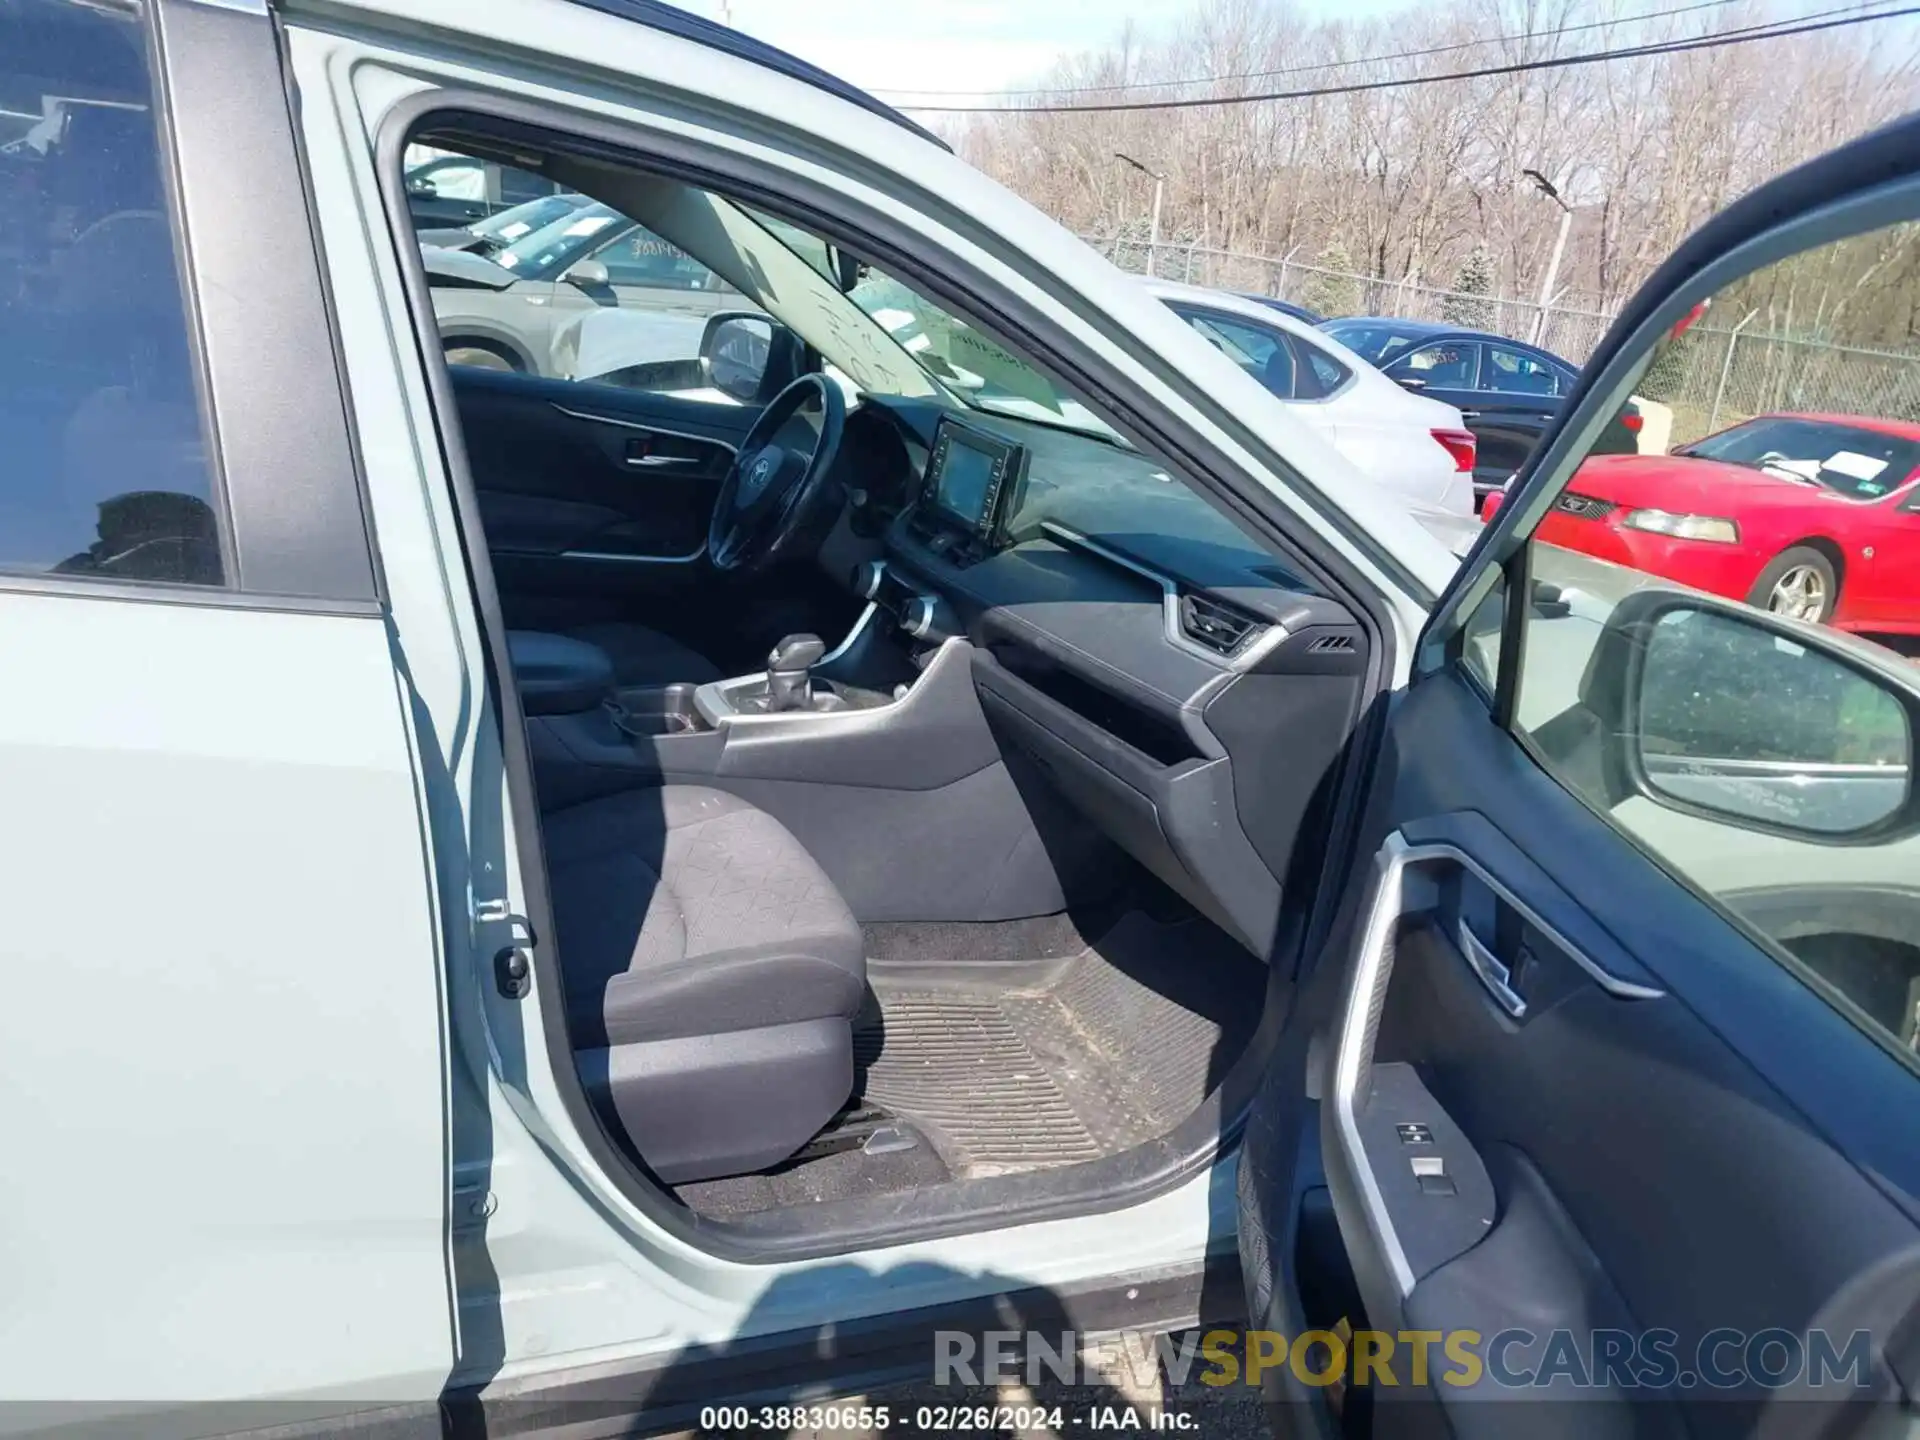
(871, 0, 1744, 101)
(901, 3, 1917, 114)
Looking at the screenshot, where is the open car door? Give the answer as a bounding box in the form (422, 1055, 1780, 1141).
(1241, 120, 1920, 1439)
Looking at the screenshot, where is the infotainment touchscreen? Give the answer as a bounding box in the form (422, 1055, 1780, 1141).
(935, 438, 997, 529)
(925, 418, 1026, 541)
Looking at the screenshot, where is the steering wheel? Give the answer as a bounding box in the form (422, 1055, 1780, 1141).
(707, 374, 845, 573)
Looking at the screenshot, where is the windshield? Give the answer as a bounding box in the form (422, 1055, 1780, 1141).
(467, 193, 590, 250)
(493, 203, 626, 277)
(1684, 416, 1920, 499)
(842, 269, 1121, 440)
(1319, 321, 1431, 366)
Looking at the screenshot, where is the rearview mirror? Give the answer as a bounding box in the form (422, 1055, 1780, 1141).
(700, 313, 776, 403)
(561, 259, 609, 290)
(1605, 598, 1915, 838)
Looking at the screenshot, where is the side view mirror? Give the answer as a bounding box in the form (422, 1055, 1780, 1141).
(407, 176, 438, 198)
(699, 312, 779, 404)
(1579, 592, 1915, 839)
(561, 259, 609, 290)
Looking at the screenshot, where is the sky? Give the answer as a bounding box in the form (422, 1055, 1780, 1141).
(664, 0, 1417, 109)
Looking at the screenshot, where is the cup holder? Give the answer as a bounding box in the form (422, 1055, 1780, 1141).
(606, 683, 707, 737)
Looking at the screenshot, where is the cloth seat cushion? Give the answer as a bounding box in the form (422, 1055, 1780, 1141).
(543, 785, 863, 1050)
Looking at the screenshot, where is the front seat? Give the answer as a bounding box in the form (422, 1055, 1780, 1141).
(561, 622, 724, 687)
(542, 784, 865, 1183)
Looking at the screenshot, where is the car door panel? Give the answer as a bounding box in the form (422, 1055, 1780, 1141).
(1248, 669, 1920, 1438)
(1456, 397, 1552, 492)
(449, 367, 751, 610)
(1855, 488, 1920, 629)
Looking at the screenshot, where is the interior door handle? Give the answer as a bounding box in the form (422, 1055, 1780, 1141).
(1457, 917, 1527, 1018)
(625, 453, 698, 469)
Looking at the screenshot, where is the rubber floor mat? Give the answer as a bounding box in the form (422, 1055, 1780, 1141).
(856, 912, 1264, 1178)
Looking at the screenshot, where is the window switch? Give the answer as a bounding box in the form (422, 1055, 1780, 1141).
(1418, 1173, 1458, 1197)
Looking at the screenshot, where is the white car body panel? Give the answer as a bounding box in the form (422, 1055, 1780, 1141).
(0, 594, 455, 1405)
(1141, 280, 1481, 554)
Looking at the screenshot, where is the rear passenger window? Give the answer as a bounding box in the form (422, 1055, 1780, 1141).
(1485, 344, 1563, 397)
(1178, 309, 1295, 399)
(1298, 343, 1352, 399)
(0, 0, 224, 587)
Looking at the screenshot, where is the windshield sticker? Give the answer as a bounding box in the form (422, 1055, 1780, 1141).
(1823, 449, 1890, 481)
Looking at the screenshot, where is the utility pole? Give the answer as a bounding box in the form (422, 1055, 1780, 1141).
(1115, 152, 1165, 278)
(1524, 165, 1575, 347)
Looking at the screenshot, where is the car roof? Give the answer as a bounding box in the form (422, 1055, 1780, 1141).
(1325, 315, 1446, 335)
(1325, 316, 1576, 368)
(565, 0, 947, 149)
(1140, 278, 1337, 344)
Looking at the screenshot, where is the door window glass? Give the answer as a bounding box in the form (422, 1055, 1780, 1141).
(1295, 341, 1352, 399)
(1484, 345, 1563, 397)
(407, 146, 754, 396)
(591, 226, 720, 290)
(1478, 220, 1920, 1064)
(1177, 309, 1295, 399)
(0, 0, 224, 587)
(1398, 342, 1477, 388)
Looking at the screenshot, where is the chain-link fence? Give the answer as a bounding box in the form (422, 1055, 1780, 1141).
(1081, 234, 1619, 365)
(1082, 233, 1920, 448)
(1638, 323, 1920, 449)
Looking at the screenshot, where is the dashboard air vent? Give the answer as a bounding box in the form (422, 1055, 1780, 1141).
(1178, 593, 1262, 656)
(1307, 633, 1357, 654)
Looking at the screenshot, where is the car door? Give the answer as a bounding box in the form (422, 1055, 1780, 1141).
(1854, 479, 1920, 631)
(1242, 122, 1920, 1440)
(1466, 342, 1567, 493)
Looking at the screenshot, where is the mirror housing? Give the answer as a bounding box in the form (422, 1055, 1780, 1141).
(699, 312, 792, 403)
(1571, 589, 1916, 842)
(406, 176, 437, 198)
(561, 259, 609, 290)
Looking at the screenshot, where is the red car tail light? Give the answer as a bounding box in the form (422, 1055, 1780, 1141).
(1431, 428, 1477, 473)
(1623, 410, 1644, 434)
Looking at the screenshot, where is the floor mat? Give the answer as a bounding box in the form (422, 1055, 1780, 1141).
(856, 911, 1264, 1178)
(672, 909, 1266, 1216)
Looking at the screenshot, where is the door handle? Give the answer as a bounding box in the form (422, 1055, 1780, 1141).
(1457, 410, 1481, 420)
(1457, 917, 1527, 1018)
(625, 453, 698, 469)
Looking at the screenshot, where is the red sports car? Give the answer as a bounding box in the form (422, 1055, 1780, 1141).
(1504, 412, 1920, 633)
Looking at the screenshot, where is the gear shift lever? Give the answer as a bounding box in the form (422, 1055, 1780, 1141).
(765, 632, 826, 712)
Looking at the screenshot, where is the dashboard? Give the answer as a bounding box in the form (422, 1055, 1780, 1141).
(819, 397, 1374, 959)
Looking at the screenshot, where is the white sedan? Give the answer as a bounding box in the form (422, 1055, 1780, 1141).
(1141, 279, 1483, 553)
